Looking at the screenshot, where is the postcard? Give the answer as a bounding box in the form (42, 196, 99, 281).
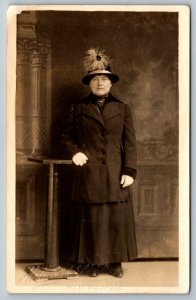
(7, 4, 190, 294)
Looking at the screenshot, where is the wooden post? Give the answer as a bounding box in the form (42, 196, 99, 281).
(25, 158, 78, 280)
(43, 163, 61, 271)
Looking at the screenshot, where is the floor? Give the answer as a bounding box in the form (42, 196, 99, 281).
(14, 261, 179, 293)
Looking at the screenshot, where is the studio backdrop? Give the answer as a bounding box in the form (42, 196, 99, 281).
(15, 10, 178, 260)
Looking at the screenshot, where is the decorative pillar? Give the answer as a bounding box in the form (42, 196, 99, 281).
(16, 11, 52, 260)
(16, 11, 52, 157)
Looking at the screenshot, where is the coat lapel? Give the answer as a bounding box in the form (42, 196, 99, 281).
(82, 93, 122, 126)
(103, 102, 122, 121)
(82, 103, 104, 126)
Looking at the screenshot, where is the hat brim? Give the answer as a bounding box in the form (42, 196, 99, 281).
(82, 70, 119, 85)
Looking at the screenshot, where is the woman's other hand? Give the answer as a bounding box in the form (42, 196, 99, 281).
(120, 175, 134, 188)
(72, 152, 88, 166)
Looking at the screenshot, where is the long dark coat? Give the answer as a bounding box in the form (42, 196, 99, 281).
(61, 93, 137, 203)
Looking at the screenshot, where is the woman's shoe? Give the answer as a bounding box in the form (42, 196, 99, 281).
(108, 263, 123, 278)
(88, 265, 101, 277)
(89, 269, 100, 277)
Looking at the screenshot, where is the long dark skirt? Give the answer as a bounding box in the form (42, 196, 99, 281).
(68, 200, 138, 265)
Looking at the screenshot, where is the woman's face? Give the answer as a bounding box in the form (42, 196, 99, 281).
(89, 75, 112, 97)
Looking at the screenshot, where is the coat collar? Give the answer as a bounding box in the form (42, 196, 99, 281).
(82, 93, 123, 126)
(82, 92, 121, 105)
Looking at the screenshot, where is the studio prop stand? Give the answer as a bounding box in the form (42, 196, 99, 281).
(25, 157, 78, 281)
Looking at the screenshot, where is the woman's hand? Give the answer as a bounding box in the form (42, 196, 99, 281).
(72, 152, 88, 166)
(121, 175, 134, 188)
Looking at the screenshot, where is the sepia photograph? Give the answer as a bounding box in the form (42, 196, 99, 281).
(6, 5, 189, 293)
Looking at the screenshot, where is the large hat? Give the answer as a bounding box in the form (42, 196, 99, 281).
(82, 48, 119, 85)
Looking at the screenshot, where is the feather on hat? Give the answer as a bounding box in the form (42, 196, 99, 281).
(82, 48, 119, 85)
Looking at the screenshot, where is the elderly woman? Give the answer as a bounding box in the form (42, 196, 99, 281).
(61, 49, 137, 278)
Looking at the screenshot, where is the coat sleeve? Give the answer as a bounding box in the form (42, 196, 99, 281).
(59, 104, 81, 159)
(121, 103, 137, 179)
